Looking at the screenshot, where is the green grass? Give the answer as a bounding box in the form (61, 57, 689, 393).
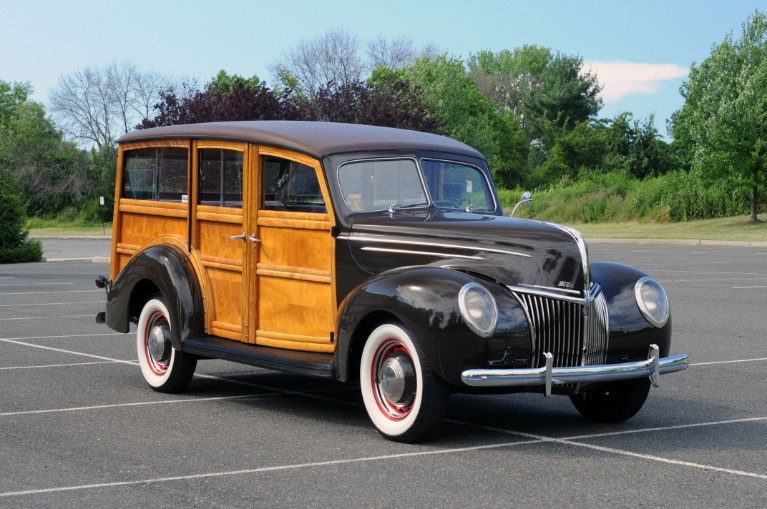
(566, 215, 767, 243)
(29, 225, 112, 237)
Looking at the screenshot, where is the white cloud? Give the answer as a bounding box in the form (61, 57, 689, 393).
(583, 61, 689, 103)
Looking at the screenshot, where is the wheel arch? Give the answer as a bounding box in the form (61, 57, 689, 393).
(105, 244, 205, 349)
(335, 266, 481, 384)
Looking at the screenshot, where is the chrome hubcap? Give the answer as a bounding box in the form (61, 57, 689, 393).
(378, 351, 416, 407)
(147, 322, 171, 364)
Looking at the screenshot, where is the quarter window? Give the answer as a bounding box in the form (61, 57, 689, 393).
(122, 147, 188, 202)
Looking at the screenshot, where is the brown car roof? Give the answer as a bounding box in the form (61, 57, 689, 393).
(117, 121, 484, 160)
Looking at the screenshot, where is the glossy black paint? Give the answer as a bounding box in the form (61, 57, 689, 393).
(590, 261, 672, 359)
(335, 266, 532, 385)
(105, 245, 204, 350)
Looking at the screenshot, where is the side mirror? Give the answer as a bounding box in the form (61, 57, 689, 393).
(510, 191, 532, 217)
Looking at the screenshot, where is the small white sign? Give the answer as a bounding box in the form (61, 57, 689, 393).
(466, 180, 473, 193)
(99, 196, 105, 206)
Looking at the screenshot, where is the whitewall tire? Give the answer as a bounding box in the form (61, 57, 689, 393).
(360, 322, 448, 442)
(136, 297, 196, 393)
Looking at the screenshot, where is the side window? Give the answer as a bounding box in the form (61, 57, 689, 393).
(122, 147, 188, 202)
(263, 156, 326, 212)
(199, 149, 243, 207)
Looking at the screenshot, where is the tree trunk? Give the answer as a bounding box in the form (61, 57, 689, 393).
(752, 184, 759, 223)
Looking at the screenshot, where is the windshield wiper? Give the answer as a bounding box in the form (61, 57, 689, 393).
(388, 202, 427, 214)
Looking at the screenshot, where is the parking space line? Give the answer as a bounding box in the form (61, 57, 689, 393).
(0, 301, 102, 308)
(0, 361, 117, 370)
(692, 357, 767, 366)
(0, 290, 103, 296)
(0, 315, 95, 321)
(0, 282, 75, 287)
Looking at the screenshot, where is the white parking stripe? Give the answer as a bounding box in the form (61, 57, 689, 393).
(0, 290, 103, 296)
(0, 361, 117, 370)
(0, 315, 94, 321)
(692, 357, 767, 366)
(0, 282, 75, 287)
(0, 301, 102, 307)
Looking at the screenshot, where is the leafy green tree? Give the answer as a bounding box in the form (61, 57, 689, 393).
(673, 10, 767, 222)
(0, 79, 94, 217)
(468, 45, 551, 122)
(405, 55, 528, 188)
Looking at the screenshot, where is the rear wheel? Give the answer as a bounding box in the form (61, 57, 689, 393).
(569, 378, 651, 423)
(136, 296, 196, 393)
(360, 323, 449, 443)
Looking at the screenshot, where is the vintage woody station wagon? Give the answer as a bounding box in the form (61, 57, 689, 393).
(96, 121, 688, 442)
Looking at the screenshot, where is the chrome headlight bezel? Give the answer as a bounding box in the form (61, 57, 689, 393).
(458, 282, 499, 338)
(634, 277, 670, 328)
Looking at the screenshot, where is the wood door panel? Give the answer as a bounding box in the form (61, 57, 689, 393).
(256, 276, 335, 352)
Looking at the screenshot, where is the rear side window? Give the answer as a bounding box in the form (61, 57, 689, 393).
(198, 149, 243, 207)
(122, 147, 188, 202)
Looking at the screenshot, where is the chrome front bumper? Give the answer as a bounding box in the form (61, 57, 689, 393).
(461, 345, 689, 396)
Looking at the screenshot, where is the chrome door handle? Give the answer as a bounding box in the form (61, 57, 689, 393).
(227, 233, 246, 241)
(248, 234, 261, 244)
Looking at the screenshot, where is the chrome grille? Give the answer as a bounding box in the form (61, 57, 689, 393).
(514, 287, 609, 369)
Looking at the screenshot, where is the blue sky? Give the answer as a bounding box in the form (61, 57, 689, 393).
(1, 0, 763, 136)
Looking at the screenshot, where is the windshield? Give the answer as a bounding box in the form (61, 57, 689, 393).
(337, 157, 495, 213)
(338, 158, 428, 212)
(421, 159, 495, 212)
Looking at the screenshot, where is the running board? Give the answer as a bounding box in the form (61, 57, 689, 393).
(183, 336, 335, 379)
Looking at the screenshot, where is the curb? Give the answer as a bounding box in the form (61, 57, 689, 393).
(588, 238, 767, 247)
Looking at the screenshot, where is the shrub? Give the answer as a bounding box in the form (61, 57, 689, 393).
(0, 179, 43, 264)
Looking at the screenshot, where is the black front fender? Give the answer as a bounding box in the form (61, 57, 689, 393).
(105, 245, 204, 349)
(591, 261, 672, 359)
(335, 266, 521, 386)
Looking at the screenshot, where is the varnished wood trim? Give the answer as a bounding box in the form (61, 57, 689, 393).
(212, 321, 242, 333)
(257, 216, 331, 230)
(258, 209, 329, 221)
(116, 243, 140, 255)
(196, 211, 244, 224)
(119, 200, 188, 218)
(256, 264, 331, 283)
(200, 255, 243, 272)
(120, 139, 190, 150)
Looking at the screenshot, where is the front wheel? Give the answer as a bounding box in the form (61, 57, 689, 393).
(360, 323, 449, 442)
(569, 378, 651, 423)
(136, 296, 197, 393)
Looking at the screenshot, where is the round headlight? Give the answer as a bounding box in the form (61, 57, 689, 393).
(635, 277, 670, 328)
(458, 283, 499, 337)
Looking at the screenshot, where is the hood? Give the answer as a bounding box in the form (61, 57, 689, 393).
(344, 211, 589, 296)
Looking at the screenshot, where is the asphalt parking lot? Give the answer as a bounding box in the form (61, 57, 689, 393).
(1, 240, 765, 507)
